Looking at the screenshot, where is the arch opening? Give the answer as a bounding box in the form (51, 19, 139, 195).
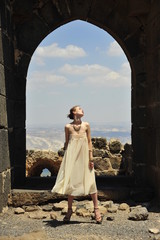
(26, 20, 132, 178)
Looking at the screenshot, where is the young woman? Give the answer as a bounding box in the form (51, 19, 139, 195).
(51, 106, 102, 224)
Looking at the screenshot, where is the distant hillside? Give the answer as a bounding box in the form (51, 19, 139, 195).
(26, 123, 131, 151)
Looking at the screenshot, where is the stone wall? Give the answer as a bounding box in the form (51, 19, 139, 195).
(26, 138, 133, 177)
(0, 0, 12, 212)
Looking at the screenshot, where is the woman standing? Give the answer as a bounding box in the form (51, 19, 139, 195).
(51, 106, 102, 224)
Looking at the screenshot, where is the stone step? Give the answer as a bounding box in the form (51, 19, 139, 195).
(10, 186, 131, 207)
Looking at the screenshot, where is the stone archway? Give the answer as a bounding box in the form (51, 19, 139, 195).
(26, 150, 61, 177)
(1, 0, 160, 212)
(11, 0, 148, 188)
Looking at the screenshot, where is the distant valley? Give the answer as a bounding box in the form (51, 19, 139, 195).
(26, 122, 131, 152)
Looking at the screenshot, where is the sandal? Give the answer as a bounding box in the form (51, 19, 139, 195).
(63, 208, 73, 223)
(94, 208, 103, 224)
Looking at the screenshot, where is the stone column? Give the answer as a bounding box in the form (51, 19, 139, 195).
(131, 57, 148, 186)
(0, 0, 12, 212)
(145, 1, 160, 198)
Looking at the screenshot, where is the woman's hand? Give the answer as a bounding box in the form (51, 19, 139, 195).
(89, 161, 94, 170)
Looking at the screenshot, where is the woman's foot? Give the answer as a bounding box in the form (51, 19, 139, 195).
(94, 208, 103, 224)
(63, 208, 73, 223)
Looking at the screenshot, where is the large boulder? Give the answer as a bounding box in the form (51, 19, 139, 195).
(92, 137, 107, 149)
(109, 138, 122, 153)
(128, 207, 149, 221)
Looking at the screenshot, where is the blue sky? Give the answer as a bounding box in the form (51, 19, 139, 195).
(26, 20, 131, 127)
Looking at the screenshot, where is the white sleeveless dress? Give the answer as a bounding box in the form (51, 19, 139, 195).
(51, 124, 97, 196)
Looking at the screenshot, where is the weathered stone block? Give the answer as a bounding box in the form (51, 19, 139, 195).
(0, 0, 12, 35)
(148, 105, 160, 127)
(136, 73, 148, 105)
(14, 100, 26, 128)
(7, 100, 26, 128)
(125, 30, 142, 58)
(0, 169, 11, 212)
(132, 107, 147, 128)
(134, 164, 148, 187)
(39, 1, 63, 28)
(15, 14, 49, 54)
(0, 129, 10, 172)
(132, 127, 148, 163)
(0, 30, 4, 65)
(14, 128, 26, 165)
(0, 95, 7, 127)
(6, 99, 15, 128)
(5, 68, 15, 99)
(110, 156, 122, 170)
(0, 63, 5, 95)
(132, 55, 145, 75)
(12, 166, 25, 187)
(0, 30, 14, 68)
(93, 157, 112, 171)
(92, 137, 107, 149)
(109, 139, 122, 153)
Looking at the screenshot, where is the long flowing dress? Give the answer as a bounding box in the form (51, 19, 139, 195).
(51, 123, 97, 196)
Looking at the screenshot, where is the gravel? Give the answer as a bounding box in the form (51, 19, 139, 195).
(0, 204, 160, 240)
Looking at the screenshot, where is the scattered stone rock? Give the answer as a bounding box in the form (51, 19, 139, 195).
(14, 207, 25, 214)
(106, 216, 115, 221)
(61, 206, 77, 215)
(148, 228, 160, 234)
(84, 201, 94, 212)
(93, 157, 112, 171)
(58, 148, 65, 157)
(99, 206, 107, 215)
(42, 205, 53, 212)
(50, 212, 58, 220)
(128, 207, 149, 221)
(110, 156, 122, 169)
(108, 205, 118, 213)
(92, 137, 107, 149)
(53, 201, 68, 211)
(23, 205, 41, 212)
(101, 201, 113, 209)
(118, 203, 130, 211)
(76, 208, 91, 217)
(27, 210, 49, 219)
(109, 139, 122, 153)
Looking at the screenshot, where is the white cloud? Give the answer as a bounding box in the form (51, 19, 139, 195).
(59, 63, 131, 87)
(35, 43, 87, 59)
(27, 71, 67, 90)
(107, 41, 124, 57)
(59, 64, 111, 76)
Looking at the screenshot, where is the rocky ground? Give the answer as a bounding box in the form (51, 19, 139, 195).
(0, 199, 160, 240)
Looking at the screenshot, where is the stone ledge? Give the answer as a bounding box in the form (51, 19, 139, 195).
(9, 187, 131, 207)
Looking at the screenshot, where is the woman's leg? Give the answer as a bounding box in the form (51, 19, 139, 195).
(90, 192, 99, 208)
(91, 192, 102, 223)
(63, 195, 74, 222)
(68, 195, 74, 209)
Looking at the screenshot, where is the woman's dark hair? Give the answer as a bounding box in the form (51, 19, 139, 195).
(67, 105, 79, 119)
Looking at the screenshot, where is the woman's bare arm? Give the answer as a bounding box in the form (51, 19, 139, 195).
(86, 123, 92, 152)
(64, 125, 69, 150)
(86, 123, 94, 170)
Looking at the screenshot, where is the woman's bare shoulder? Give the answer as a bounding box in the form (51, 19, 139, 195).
(65, 123, 72, 129)
(83, 121, 90, 127)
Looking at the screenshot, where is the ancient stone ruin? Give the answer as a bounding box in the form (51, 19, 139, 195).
(1, 0, 160, 212)
(26, 138, 133, 178)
